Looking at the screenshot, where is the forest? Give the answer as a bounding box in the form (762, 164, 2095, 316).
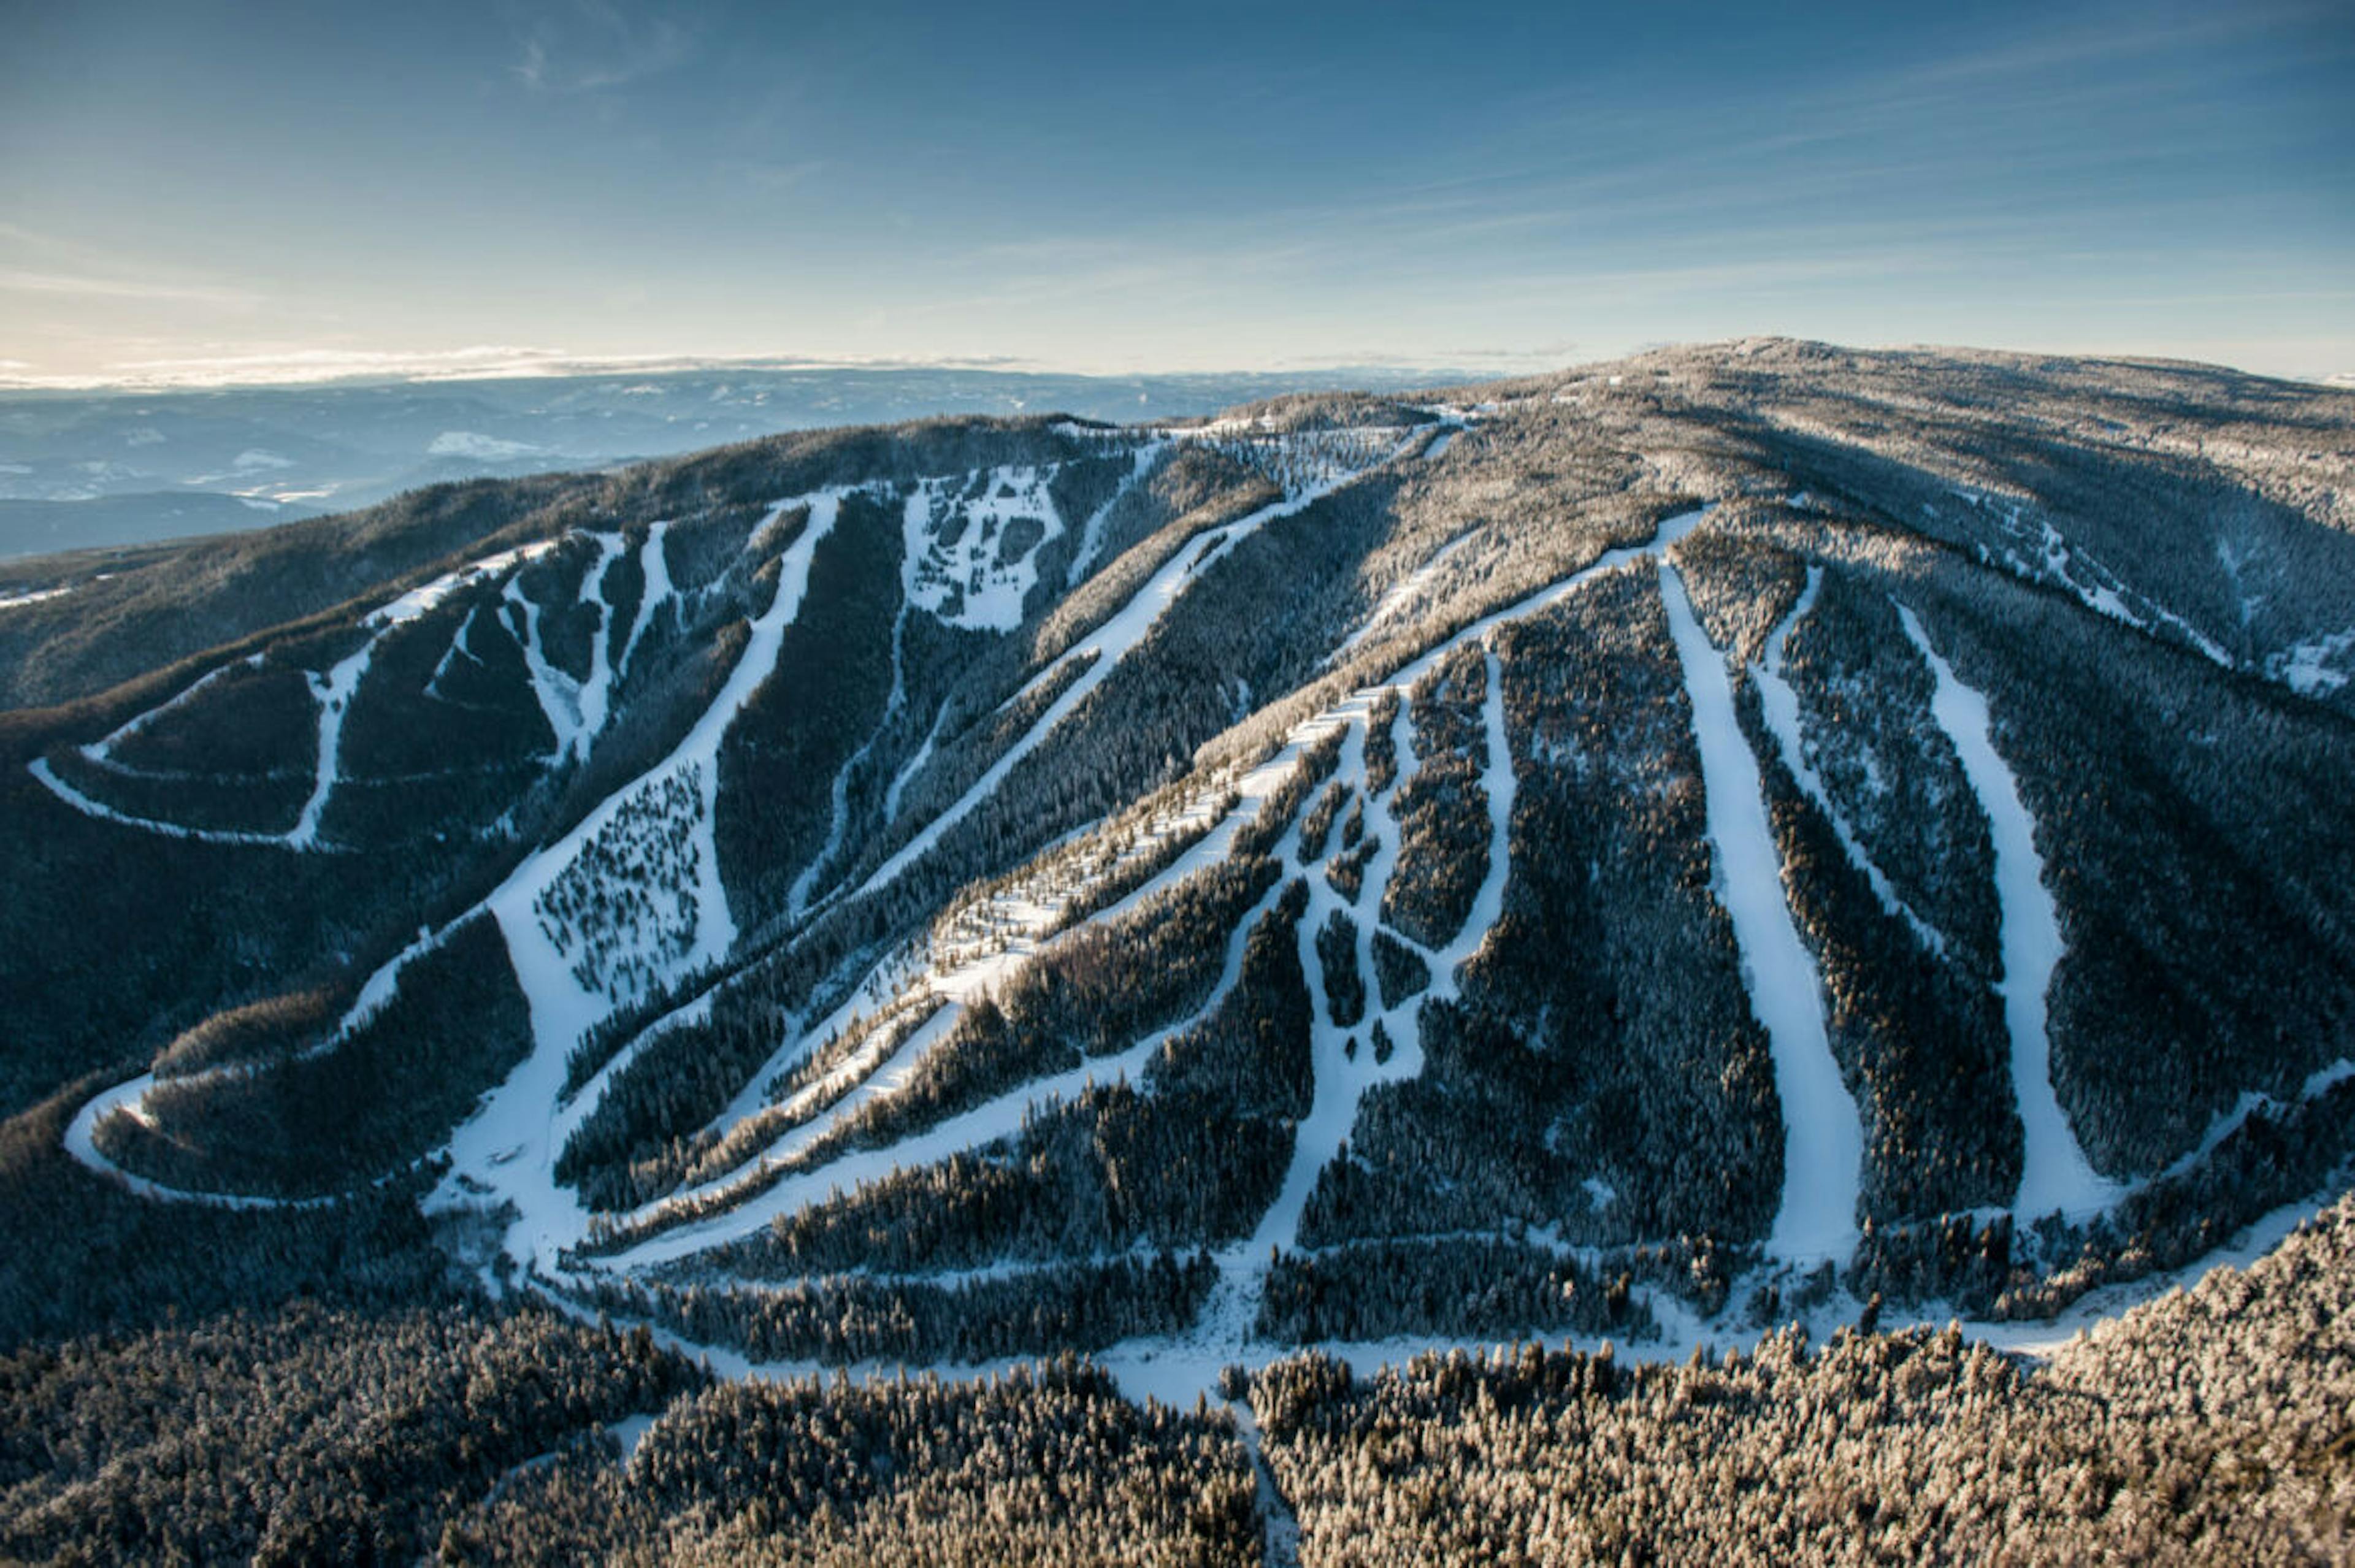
(4, 339, 2354, 1561)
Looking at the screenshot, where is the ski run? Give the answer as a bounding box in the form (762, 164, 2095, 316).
(1660, 560, 1864, 1263)
(52, 451, 2291, 1411)
(1897, 604, 2121, 1222)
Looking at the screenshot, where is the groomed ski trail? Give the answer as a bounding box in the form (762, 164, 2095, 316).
(1661, 560, 1864, 1263)
(1896, 603, 2120, 1222)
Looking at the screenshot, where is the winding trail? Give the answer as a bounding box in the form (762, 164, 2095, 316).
(30, 539, 564, 849)
(850, 432, 1426, 905)
(60, 472, 2285, 1437)
(441, 489, 860, 1265)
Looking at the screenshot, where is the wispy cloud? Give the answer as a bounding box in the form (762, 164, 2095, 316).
(0, 225, 264, 311)
(0, 344, 572, 389)
(0, 343, 1064, 391)
(0, 268, 261, 308)
(510, 1, 700, 94)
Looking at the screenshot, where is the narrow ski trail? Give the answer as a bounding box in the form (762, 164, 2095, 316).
(1750, 567, 1947, 955)
(1661, 560, 1864, 1263)
(504, 531, 629, 764)
(53, 478, 2335, 1428)
(1897, 603, 2119, 1221)
(440, 489, 858, 1265)
(29, 539, 563, 849)
(849, 434, 1425, 904)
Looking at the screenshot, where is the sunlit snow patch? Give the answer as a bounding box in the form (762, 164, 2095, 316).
(903, 465, 1064, 631)
(2268, 628, 2355, 696)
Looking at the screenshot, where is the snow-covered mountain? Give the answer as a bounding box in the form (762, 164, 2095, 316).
(6, 338, 2355, 1557)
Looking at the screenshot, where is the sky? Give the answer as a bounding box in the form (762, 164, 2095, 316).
(1, 0, 2349, 386)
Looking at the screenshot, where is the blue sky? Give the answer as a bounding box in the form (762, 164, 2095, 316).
(2, 0, 2348, 384)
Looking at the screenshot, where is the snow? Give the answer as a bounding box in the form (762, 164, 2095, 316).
(690, 1001, 965, 1186)
(1336, 529, 1480, 659)
(2156, 1057, 2354, 1184)
(33, 540, 573, 850)
(1661, 561, 1864, 1263)
(52, 448, 2355, 1423)
(62, 1074, 336, 1210)
(903, 465, 1066, 632)
(80, 655, 261, 765)
(502, 534, 628, 763)
(0, 584, 69, 611)
(1897, 604, 2120, 1222)
(882, 707, 947, 823)
(618, 523, 674, 673)
(1243, 705, 1417, 1265)
(297, 537, 574, 846)
(427, 608, 489, 695)
(789, 599, 913, 917)
(27, 757, 290, 847)
(1065, 440, 1165, 587)
(687, 728, 1322, 1199)
(1385, 509, 1713, 694)
(1966, 494, 2238, 673)
(429, 430, 545, 461)
(851, 430, 1426, 904)
(374, 540, 561, 628)
(600, 873, 1293, 1270)
(607, 1412, 662, 1464)
(288, 636, 394, 849)
(2269, 627, 2355, 696)
(430, 488, 857, 1265)
(1750, 568, 1947, 955)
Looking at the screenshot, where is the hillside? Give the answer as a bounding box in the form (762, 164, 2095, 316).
(4, 337, 2354, 1560)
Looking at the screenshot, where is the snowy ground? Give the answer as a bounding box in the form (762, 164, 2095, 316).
(52, 453, 2345, 1453)
(1750, 567, 1947, 955)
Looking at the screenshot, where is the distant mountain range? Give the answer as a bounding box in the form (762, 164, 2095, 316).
(0, 364, 1447, 557)
(5, 338, 2354, 1562)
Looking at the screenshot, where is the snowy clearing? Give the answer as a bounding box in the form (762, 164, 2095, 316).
(2269, 627, 2355, 697)
(437, 488, 860, 1265)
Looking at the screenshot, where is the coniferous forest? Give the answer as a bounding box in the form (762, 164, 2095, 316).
(5, 340, 2355, 1562)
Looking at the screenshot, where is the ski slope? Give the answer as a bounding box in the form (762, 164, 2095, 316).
(1897, 603, 2120, 1222)
(1750, 567, 1947, 955)
(53, 435, 2302, 1427)
(1661, 561, 1864, 1263)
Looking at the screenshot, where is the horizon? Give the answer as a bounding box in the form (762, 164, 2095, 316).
(4, 337, 2350, 399)
(4, 1, 2349, 387)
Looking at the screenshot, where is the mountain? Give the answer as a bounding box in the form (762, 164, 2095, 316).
(0, 363, 1446, 559)
(4, 338, 2353, 1562)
